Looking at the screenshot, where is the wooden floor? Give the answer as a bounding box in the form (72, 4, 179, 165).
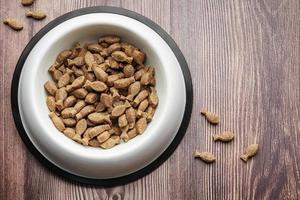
(1, 0, 299, 199)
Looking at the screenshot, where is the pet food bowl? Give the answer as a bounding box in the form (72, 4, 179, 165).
(11, 6, 193, 186)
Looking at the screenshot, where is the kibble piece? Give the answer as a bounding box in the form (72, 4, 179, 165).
(136, 117, 147, 134)
(75, 105, 95, 120)
(56, 50, 71, 64)
(85, 93, 98, 104)
(96, 131, 110, 143)
(21, 0, 34, 6)
(111, 105, 127, 117)
(200, 109, 219, 125)
(3, 18, 23, 31)
(46, 96, 56, 112)
(84, 80, 107, 92)
(61, 107, 77, 118)
(57, 73, 70, 88)
(88, 112, 111, 125)
(148, 87, 159, 108)
(105, 57, 119, 69)
(100, 93, 113, 108)
(134, 67, 148, 80)
(62, 118, 77, 127)
(85, 72, 96, 82)
(99, 35, 120, 44)
(240, 144, 258, 162)
(63, 95, 77, 108)
(95, 102, 106, 112)
(111, 51, 133, 63)
(132, 49, 145, 65)
(126, 81, 141, 101)
(194, 151, 216, 163)
(55, 87, 67, 102)
(66, 75, 85, 92)
(88, 124, 111, 139)
(73, 100, 86, 113)
(107, 73, 124, 87)
(44, 81, 57, 96)
(89, 139, 101, 147)
(67, 57, 85, 67)
(57, 65, 66, 73)
(84, 51, 95, 69)
(92, 64, 108, 82)
(49, 112, 65, 132)
(51, 69, 63, 82)
(145, 106, 155, 122)
(72, 134, 82, 144)
(25, 10, 46, 20)
(133, 90, 149, 107)
(107, 43, 121, 55)
(75, 119, 87, 135)
(140, 71, 153, 86)
(100, 135, 120, 149)
(213, 131, 234, 142)
(137, 99, 149, 117)
(114, 77, 135, 89)
(118, 114, 128, 128)
(87, 43, 103, 53)
(72, 88, 88, 99)
(93, 54, 104, 64)
(63, 128, 76, 139)
(122, 128, 137, 142)
(123, 64, 135, 78)
(125, 107, 136, 128)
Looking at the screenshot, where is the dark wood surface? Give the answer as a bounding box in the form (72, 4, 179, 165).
(1, 0, 299, 199)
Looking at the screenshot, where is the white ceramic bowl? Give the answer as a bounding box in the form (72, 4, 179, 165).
(12, 7, 192, 185)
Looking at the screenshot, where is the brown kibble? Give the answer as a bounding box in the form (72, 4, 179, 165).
(96, 131, 110, 143)
(51, 69, 63, 82)
(88, 124, 111, 139)
(73, 100, 86, 113)
(140, 71, 153, 86)
(123, 64, 135, 78)
(194, 151, 216, 163)
(85, 72, 96, 81)
(213, 131, 234, 142)
(126, 81, 141, 101)
(100, 135, 120, 149)
(125, 107, 136, 127)
(136, 117, 147, 134)
(84, 51, 95, 69)
(99, 35, 120, 44)
(111, 105, 127, 117)
(49, 112, 65, 132)
(56, 50, 71, 64)
(84, 80, 107, 92)
(100, 93, 113, 108)
(111, 51, 133, 63)
(92, 64, 108, 82)
(72, 134, 82, 144)
(87, 43, 103, 53)
(67, 56, 84, 67)
(61, 107, 77, 118)
(93, 54, 104, 64)
(46, 96, 56, 112)
(88, 112, 111, 125)
(132, 49, 145, 65)
(145, 106, 155, 122)
(200, 109, 219, 125)
(240, 144, 258, 162)
(107, 43, 121, 55)
(3, 18, 23, 31)
(62, 118, 77, 127)
(85, 93, 99, 104)
(63, 95, 77, 108)
(75, 105, 95, 120)
(134, 67, 148, 80)
(114, 77, 135, 89)
(107, 73, 124, 86)
(95, 102, 106, 112)
(72, 88, 88, 99)
(133, 90, 149, 107)
(105, 57, 119, 69)
(118, 114, 128, 128)
(57, 73, 70, 88)
(137, 99, 149, 117)
(122, 128, 137, 142)
(21, 0, 34, 6)
(55, 87, 67, 102)
(75, 119, 87, 135)
(55, 100, 64, 111)
(88, 139, 100, 147)
(66, 75, 85, 92)
(57, 65, 66, 73)
(25, 10, 46, 20)
(63, 128, 76, 139)
(44, 81, 57, 96)
(148, 87, 159, 108)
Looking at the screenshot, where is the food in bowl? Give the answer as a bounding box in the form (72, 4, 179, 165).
(44, 35, 159, 149)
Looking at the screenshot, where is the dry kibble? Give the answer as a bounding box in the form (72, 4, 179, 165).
(136, 117, 147, 134)
(44, 81, 57, 96)
(49, 112, 65, 132)
(76, 119, 87, 135)
(200, 109, 219, 125)
(64, 95, 77, 107)
(111, 51, 133, 63)
(75, 105, 95, 120)
(3, 18, 23, 31)
(21, 0, 34, 6)
(63, 128, 76, 139)
(46, 96, 56, 112)
(25, 10, 46, 20)
(114, 77, 135, 89)
(240, 144, 258, 162)
(100, 135, 120, 149)
(213, 131, 234, 142)
(44, 36, 158, 149)
(194, 151, 216, 163)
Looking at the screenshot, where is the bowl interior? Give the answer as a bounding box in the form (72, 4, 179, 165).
(18, 13, 186, 178)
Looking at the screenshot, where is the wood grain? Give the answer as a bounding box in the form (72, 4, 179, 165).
(1, 0, 299, 199)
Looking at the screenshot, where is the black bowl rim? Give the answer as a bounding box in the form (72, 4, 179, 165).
(11, 6, 193, 186)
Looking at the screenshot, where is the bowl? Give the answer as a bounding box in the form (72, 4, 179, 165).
(11, 6, 193, 186)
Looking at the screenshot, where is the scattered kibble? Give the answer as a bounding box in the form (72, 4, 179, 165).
(194, 151, 216, 163)
(21, 0, 35, 6)
(3, 18, 23, 31)
(212, 131, 234, 142)
(44, 36, 158, 149)
(240, 144, 258, 162)
(200, 109, 219, 124)
(25, 10, 46, 20)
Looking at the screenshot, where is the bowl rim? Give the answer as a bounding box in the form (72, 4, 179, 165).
(11, 6, 193, 186)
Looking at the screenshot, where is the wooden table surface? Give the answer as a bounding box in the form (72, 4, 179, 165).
(1, 0, 299, 199)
